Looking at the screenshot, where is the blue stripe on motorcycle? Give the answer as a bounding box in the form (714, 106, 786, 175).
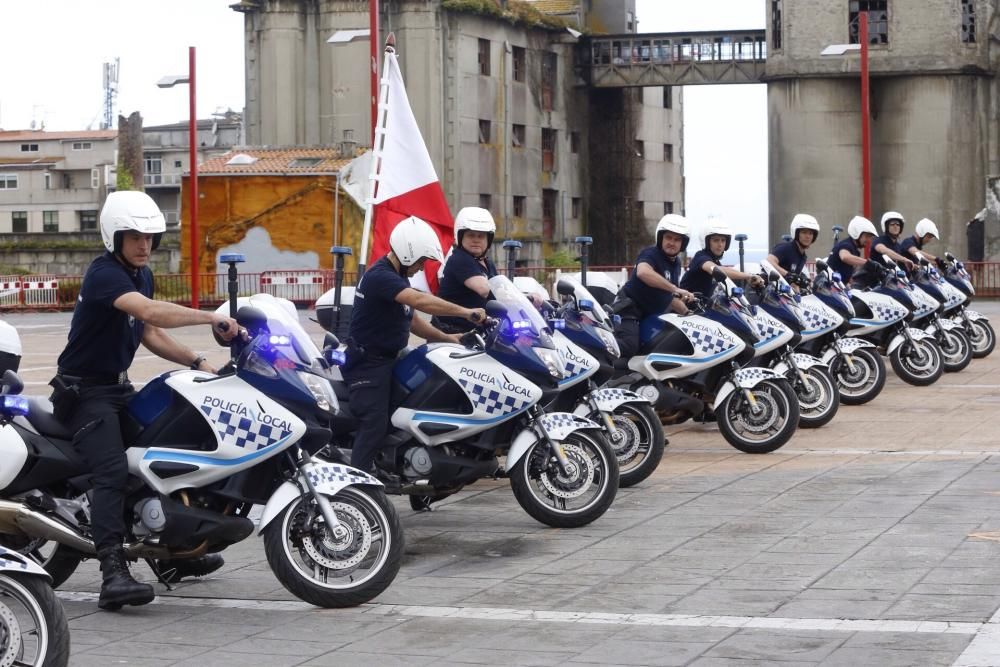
(646, 349, 735, 365)
(412, 403, 531, 426)
(753, 335, 782, 349)
(140, 435, 292, 467)
(801, 326, 836, 336)
(558, 372, 587, 387)
(849, 317, 903, 326)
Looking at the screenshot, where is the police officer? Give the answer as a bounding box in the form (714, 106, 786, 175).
(433, 206, 498, 334)
(52, 191, 240, 611)
(766, 213, 820, 279)
(680, 219, 763, 297)
(870, 211, 915, 270)
(900, 218, 942, 265)
(614, 214, 695, 357)
(345, 216, 486, 473)
(828, 215, 879, 285)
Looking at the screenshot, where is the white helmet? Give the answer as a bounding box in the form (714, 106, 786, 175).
(847, 215, 878, 240)
(701, 218, 733, 255)
(880, 211, 905, 233)
(389, 216, 444, 267)
(453, 206, 496, 253)
(100, 190, 166, 253)
(915, 218, 939, 239)
(790, 213, 820, 242)
(655, 213, 690, 253)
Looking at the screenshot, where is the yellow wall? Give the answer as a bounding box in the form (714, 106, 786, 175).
(180, 174, 364, 274)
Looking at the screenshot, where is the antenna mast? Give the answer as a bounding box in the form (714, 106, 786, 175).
(102, 57, 119, 130)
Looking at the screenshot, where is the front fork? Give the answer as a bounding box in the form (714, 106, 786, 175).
(292, 448, 347, 540)
(783, 347, 810, 390)
(900, 325, 928, 363)
(731, 362, 760, 413)
(831, 333, 858, 374)
(585, 379, 620, 443)
(529, 405, 574, 476)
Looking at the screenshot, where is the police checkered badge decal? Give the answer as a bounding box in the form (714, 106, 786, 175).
(801, 306, 832, 330)
(0, 553, 29, 571)
(682, 326, 731, 355)
(541, 413, 585, 431)
(459, 378, 528, 416)
(307, 463, 375, 487)
(873, 302, 903, 321)
(594, 388, 629, 402)
(200, 404, 292, 451)
(754, 319, 781, 342)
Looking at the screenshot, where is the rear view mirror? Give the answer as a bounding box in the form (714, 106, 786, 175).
(555, 280, 575, 297)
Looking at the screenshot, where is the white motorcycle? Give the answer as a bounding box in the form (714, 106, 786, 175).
(0, 545, 69, 667)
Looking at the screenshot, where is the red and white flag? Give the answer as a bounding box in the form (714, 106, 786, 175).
(365, 49, 452, 292)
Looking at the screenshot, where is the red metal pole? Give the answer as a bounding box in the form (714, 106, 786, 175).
(189, 46, 200, 310)
(369, 0, 379, 146)
(860, 12, 871, 220)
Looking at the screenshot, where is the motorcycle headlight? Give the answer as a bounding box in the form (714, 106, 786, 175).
(596, 328, 620, 358)
(297, 371, 338, 413)
(536, 347, 566, 378)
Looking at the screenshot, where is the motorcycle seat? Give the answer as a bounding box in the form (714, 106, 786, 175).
(23, 397, 74, 440)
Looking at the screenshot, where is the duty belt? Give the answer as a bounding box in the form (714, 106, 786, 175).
(56, 369, 130, 387)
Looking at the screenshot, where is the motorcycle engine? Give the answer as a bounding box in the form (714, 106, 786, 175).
(402, 446, 434, 478)
(132, 497, 166, 537)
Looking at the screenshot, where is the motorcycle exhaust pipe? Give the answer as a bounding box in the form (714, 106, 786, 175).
(0, 499, 97, 555)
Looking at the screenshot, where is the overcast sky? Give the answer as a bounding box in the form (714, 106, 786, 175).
(0, 0, 768, 247)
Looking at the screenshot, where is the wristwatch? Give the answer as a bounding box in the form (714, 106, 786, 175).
(190, 355, 206, 370)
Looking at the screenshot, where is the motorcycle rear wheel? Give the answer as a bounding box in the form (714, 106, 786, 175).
(589, 402, 665, 488)
(509, 430, 618, 528)
(718, 378, 799, 453)
(263, 486, 403, 608)
(890, 338, 943, 386)
(795, 366, 840, 429)
(830, 347, 885, 405)
(0, 572, 70, 667)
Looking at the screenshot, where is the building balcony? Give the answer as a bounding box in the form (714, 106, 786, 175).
(144, 173, 182, 187)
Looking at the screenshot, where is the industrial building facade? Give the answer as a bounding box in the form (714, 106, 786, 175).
(232, 0, 684, 264)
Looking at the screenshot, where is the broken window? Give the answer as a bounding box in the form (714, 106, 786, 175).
(849, 1, 889, 45)
(961, 0, 976, 43)
(570, 131, 580, 154)
(512, 124, 525, 147)
(664, 143, 674, 162)
(512, 46, 526, 82)
(663, 85, 673, 109)
(542, 128, 556, 172)
(771, 0, 782, 50)
(479, 119, 491, 144)
(479, 193, 492, 210)
(541, 52, 557, 111)
(542, 189, 558, 240)
(572, 197, 581, 219)
(513, 195, 525, 218)
(478, 38, 491, 76)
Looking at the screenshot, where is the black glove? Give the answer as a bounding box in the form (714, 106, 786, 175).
(865, 259, 885, 274)
(935, 257, 947, 270)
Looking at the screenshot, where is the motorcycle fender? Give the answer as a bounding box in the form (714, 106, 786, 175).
(887, 327, 934, 355)
(713, 367, 783, 411)
(506, 413, 601, 469)
(256, 460, 381, 534)
(836, 337, 877, 353)
(0, 548, 51, 581)
(926, 319, 961, 334)
(964, 310, 986, 322)
(572, 388, 649, 417)
(773, 353, 827, 376)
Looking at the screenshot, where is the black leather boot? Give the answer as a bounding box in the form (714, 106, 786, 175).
(98, 547, 155, 611)
(156, 553, 224, 584)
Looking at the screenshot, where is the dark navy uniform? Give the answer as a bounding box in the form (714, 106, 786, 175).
(345, 257, 413, 471)
(769, 240, 807, 275)
(679, 249, 719, 297)
(899, 235, 923, 258)
(53, 252, 152, 553)
(827, 239, 862, 284)
(434, 248, 496, 333)
(870, 234, 901, 266)
(622, 246, 682, 318)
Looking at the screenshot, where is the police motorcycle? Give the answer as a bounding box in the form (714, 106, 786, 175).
(792, 260, 887, 405)
(939, 252, 995, 358)
(0, 255, 404, 609)
(609, 267, 800, 454)
(322, 274, 619, 528)
(847, 257, 944, 386)
(0, 543, 70, 667)
(748, 261, 840, 428)
(906, 255, 973, 372)
(543, 276, 664, 487)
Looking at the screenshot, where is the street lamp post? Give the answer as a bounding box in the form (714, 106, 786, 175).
(821, 10, 871, 220)
(157, 46, 200, 309)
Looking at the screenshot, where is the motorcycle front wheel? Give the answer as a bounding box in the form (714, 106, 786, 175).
(717, 378, 800, 453)
(4, 537, 82, 590)
(968, 318, 996, 358)
(589, 402, 665, 488)
(936, 327, 972, 373)
(795, 366, 840, 429)
(509, 430, 618, 528)
(890, 337, 943, 386)
(830, 347, 886, 405)
(263, 486, 403, 608)
(0, 572, 70, 667)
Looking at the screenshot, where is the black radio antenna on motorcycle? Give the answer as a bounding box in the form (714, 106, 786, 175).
(575, 236, 593, 287)
(502, 239, 522, 279)
(219, 253, 245, 359)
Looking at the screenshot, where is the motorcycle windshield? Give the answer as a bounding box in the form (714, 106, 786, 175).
(239, 294, 323, 367)
(564, 278, 612, 327)
(489, 275, 553, 344)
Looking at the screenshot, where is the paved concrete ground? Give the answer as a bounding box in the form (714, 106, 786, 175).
(4, 303, 1000, 666)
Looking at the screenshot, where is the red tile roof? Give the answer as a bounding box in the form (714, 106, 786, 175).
(198, 147, 353, 175)
(0, 130, 117, 142)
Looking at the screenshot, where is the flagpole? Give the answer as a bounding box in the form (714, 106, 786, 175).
(357, 34, 395, 281)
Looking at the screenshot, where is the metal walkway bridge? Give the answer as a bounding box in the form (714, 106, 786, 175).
(583, 29, 767, 87)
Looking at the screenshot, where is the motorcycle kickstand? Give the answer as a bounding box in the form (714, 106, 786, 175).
(145, 558, 176, 591)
